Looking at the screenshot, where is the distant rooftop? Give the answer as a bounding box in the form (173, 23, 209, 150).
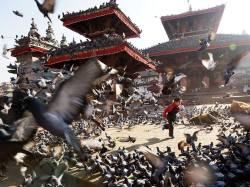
(144, 34, 250, 56)
(161, 4, 225, 21)
(161, 4, 225, 40)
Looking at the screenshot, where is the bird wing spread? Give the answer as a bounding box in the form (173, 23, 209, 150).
(47, 58, 102, 124)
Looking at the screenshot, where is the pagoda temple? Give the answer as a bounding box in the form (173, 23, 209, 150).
(46, 1, 156, 77)
(10, 18, 59, 91)
(145, 4, 250, 100)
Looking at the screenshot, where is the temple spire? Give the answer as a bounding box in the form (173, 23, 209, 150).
(45, 21, 55, 41)
(189, 4, 192, 11)
(28, 18, 40, 38)
(71, 37, 76, 45)
(60, 34, 68, 47)
(187, 0, 192, 11)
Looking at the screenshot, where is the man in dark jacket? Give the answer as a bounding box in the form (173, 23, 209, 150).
(162, 97, 181, 138)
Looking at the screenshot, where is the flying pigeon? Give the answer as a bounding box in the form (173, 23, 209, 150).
(34, 0, 54, 22)
(162, 73, 186, 95)
(224, 52, 249, 85)
(23, 58, 103, 160)
(174, 73, 187, 83)
(0, 113, 38, 163)
(41, 0, 56, 13)
(12, 10, 24, 17)
(2, 44, 9, 59)
(201, 52, 217, 71)
(198, 32, 216, 51)
(224, 67, 235, 85)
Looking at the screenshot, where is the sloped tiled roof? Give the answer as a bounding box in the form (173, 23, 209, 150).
(144, 34, 250, 56)
(161, 4, 225, 21)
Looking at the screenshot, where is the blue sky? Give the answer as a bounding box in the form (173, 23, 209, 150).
(1, 0, 250, 82)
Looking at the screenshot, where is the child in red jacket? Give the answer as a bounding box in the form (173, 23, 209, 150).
(162, 97, 181, 138)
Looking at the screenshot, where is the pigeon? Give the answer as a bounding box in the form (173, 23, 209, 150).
(198, 32, 216, 51)
(23, 58, 104, 160)
(184, 130, 200, 151)
(34, 0, 53, 22)
(224, 52, 248, 85)
(224, 66, 235, 85)
(12, 10, 24, 17)
(2, 44, 9, 59)
(201, 52, 217, 70)
(174, 73, 187, 83)
(162, 73, 186, 95)
(0, 114, 37, 163)
(41, 0, 56, 13)
(231, 112, 250, 131)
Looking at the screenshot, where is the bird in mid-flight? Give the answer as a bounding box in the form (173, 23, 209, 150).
(198, 32, 216, 51)
(12, 10, 24, 17)
(23, 58, 104, 160)
(34, 0, 56, 22)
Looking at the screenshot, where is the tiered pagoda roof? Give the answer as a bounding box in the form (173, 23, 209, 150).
(11, 19, 59, 57)
(145, 34, 250, 57)
(161, 5, 225, 40)
(60, 1, 141, 39)
(47, 2, 156, 75)
(46, 34, 156, 75)
(161, 4, 225, 21)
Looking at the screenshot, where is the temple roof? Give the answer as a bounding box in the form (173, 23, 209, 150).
(144, 34, 250, 57)
(161, 5, 225, 40)
(11, 19, 59, 57)
(161, 4, 225, 21)
(46, 34, 156, 75)
(60, 1, 141, 39)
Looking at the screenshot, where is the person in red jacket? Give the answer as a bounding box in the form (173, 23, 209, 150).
(162, 97, 181, 138)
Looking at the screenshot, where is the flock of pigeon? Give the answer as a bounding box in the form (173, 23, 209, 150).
(1, 0, 250, 186)
(0, 54, 166, 185)
(48, 33, 152, 64)
(4, 95, 249, 187)
(0, 50, 250, 187)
